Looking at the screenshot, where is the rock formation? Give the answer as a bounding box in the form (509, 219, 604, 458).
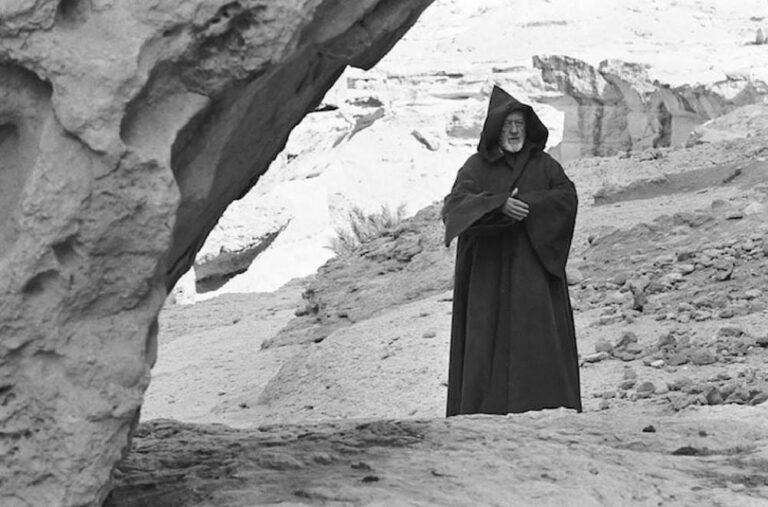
(0, 1, 433, 505)
(533, 55, 768, 160)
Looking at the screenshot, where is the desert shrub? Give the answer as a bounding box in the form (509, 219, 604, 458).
(330, 203, 407, 256)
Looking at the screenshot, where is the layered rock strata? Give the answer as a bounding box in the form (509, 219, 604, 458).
(0, 1, 433, 505)
(534, 55, 768, 160)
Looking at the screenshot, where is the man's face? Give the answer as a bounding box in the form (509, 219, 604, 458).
(500, 111, 526, 153)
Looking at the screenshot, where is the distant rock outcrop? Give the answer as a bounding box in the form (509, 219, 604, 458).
(533, 55, 768, 160)
(0, 1, 433, 505)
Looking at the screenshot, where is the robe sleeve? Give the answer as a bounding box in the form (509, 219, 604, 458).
(516, 159, 578, 278)
(441, 163, 512, 246)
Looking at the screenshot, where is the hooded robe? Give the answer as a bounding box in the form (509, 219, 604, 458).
(442, 86, 582, 416)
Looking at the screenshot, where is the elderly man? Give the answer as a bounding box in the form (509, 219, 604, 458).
(441, 85, 581, 416)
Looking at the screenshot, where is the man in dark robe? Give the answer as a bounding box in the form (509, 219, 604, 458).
(442, 85, 582, 416)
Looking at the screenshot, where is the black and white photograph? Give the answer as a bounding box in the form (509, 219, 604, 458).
(2, 1, 768, 505)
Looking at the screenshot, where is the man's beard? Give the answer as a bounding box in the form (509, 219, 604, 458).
(500, 137, 524, 153)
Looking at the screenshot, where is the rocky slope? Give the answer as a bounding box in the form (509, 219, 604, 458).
(0, 2, 432, 505)
(136, 103, 768, 503)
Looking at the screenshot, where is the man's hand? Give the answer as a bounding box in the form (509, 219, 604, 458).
(502, 188, 529, 221)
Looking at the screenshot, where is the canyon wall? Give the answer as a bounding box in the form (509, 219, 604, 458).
(534, 55, 768, 160)
(0, 1, 432, 505)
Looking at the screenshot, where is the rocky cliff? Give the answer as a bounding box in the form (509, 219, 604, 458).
(0, 1, 432, 505)
(533, 55, 768, 160)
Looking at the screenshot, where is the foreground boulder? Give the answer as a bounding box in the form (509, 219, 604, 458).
(0, 1, 432, 505)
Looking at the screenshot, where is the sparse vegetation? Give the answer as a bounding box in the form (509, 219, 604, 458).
(330, 204, 407, 256)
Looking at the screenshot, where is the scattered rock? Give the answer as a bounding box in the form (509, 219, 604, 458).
(717, 326, 745, 338)
(704, 387, 723, 405)
(595, 339, 614, 354)
(584, 352, 610, 363)
(410, 130, 441, 151)
(619, 379, 637, 390)
(636, 382, 656, 397)
(616, 332, 639, 349)
(689, 350, 716, 366)
(718, 308, 735, 319)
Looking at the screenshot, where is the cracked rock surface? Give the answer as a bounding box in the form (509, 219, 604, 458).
(0, 1, 432, 505)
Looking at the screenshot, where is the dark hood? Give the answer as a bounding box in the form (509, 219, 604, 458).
(477, 85, 549, 161)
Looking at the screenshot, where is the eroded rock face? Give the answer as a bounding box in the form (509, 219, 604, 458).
(534, 55, 768, 160)
(0, 1, 433, 505)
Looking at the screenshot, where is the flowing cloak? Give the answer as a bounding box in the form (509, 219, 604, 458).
(442, 86, 582, 416)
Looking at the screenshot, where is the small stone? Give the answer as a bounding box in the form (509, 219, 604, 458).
(623, 367, 638, 380)
(615, 331, 638, 349)
(422, 330, 437, 339)
(610, 273, 629, 286)
(657, 332, 677, 348)
(650, 359, 665, 368)
(669, 377, 693, 392)
(636, 381, 656, 396)
(583, 352, 610, 363)
(642, 425, 656, 433)
(690, 349, 716, 366)
(725, 210, 744, 220)
(677, 302, 695, 312)
(653, 253, 676, 266)
(750, 391, 768, 405)
(717, 326, 745, 338)
(755, 336, 768, 348)
(744, 289, 762, 300)
(595, 339, 614, 354)
(677, 263, 695, 275)
(712, 262, 734, 282)
(566, 268, 585, 285)
(718, 308, 735, 319)
(655, 383, 669, 395)
(705, 386, 723, 405)
(598, 400, 611, 410)
(666, 353, 690, 366)
(619, 379, 637, 390)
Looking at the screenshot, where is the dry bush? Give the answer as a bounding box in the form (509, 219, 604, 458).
(330, 203, 407, 256)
